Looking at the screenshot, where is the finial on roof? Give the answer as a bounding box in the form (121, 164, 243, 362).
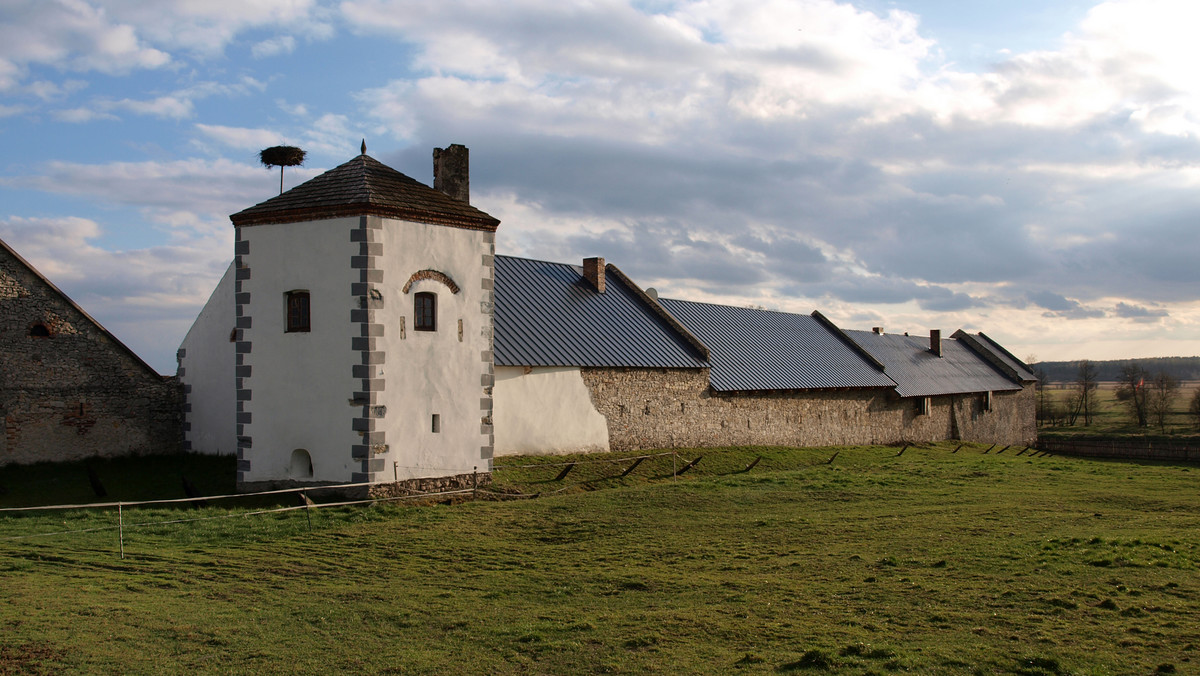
(361, 139, 367, 155)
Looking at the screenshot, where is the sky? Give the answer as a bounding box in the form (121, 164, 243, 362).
(1, 0, 1198, 374)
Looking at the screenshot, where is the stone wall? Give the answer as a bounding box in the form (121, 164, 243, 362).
(580, 367, 1036, 451)
(0, 244, 181, 466)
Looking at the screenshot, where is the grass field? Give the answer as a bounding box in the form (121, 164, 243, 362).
(1040, 381, 1200, 438)
(2, 444, 1199, 674)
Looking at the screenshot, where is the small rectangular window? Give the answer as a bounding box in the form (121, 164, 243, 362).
(984, 391, 994, 412)
(286, 291, 310, 333)
(414, 292, 436, 331)
(915, 396, 931, 416)
(431, 414, 441, 433)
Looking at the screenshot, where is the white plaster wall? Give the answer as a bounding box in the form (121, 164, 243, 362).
(178, 261, 236, 456)
(374, 217, 490, 480)
(493, 366, 610, 456)
(240, 218, 360, 483)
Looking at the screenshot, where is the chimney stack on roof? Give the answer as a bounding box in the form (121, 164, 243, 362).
(930, 329, 942, 357)
(433, 144, 470, 203)
(872, 326, 883, 335)
(583, 257, 605, 293)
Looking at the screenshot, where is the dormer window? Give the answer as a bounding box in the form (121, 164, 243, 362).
(286, 291, 310, 333)
(29, 323, 50, 338)
(414, 292, 436, 331)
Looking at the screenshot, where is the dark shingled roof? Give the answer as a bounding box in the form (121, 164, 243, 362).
(657, 299, 895, 392)
(493, 255, 707, 368)
(844, 330, 1022, 398)
(953, 330, 1038, 383)
(230, 154, 500, 231)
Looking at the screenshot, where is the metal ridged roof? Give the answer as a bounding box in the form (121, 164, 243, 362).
(657, 299, 895, 392)
(959, 331, 1038, 382)
(493, 256, 707, 368)
(843, 330, 1022, 398)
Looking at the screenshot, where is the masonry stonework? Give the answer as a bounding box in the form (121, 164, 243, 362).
(580, 367, 1036, 451)
(0, 244, 180, 466)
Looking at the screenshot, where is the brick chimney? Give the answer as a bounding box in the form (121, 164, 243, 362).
(583, 257, 605, 293)
(930, 329, 942, 357)
(433, 144, 469, 203)
(872, 326, 883, 335)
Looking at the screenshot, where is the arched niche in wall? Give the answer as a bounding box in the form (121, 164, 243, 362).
(289, 448, 314, 479)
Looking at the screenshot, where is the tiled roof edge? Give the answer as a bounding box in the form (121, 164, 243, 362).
(230, 204, 500, 231)
(603, 264, 710, 361)
(810, 310, 889, 373)
(951, 330, 1034, 384)
(0, 236, 168, 379)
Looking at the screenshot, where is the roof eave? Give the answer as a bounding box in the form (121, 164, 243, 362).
(230, 204, 500, 231)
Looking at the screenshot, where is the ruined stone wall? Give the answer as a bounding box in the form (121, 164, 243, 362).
(579, 367, 1036, 451)
(0, 247, 181, 466)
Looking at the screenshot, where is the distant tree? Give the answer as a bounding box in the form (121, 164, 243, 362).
(1029, 356, 1058, 427)
(1147, 371, 1180, 433)
(1068, 360, 1099, 426)
(1189, 388, 1200, 430)
(259, 145, 307, 195)
(1115, 362, 1149, 427)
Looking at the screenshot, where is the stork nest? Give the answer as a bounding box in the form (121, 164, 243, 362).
(259, 145, 306, 168)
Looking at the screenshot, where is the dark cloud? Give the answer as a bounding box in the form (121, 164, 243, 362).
(1114, 302, 1169, 322)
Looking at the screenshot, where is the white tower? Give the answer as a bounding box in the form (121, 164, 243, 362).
(219, 145, 499, 488)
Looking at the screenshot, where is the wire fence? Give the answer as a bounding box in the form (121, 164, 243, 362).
(0, 444, 1039, 557)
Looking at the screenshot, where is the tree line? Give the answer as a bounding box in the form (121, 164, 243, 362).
(1033, 359, 1200, 431)
(1032, 356, 1200, 383)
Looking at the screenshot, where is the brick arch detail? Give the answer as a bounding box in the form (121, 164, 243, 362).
(402, 269, 460, 294)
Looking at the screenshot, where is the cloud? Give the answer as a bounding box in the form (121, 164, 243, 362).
(252, 35, 296, 58)
(0, 0, 170, 89)
(195, 124, 288, 150)
(0, 214, 232, 373)
(1027, 291, 1106, 320)
(54, 76, 267, 121)
(1114, 301, 1169, 322)
(0, 158, 292, 217)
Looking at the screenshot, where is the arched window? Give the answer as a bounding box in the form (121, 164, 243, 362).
(289, 449, 314, 479)
(414, 292, 436, 331)
(285, 291, 310, 333)
(29, 323, 50, 338)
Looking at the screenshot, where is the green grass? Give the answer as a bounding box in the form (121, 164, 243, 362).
(2, 444, 1199, 674)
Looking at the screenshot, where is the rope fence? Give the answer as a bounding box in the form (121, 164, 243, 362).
(0, 443, 1037, 557)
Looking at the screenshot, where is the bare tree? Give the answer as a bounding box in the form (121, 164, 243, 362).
(1115, 362, 1149, 427)
(1028, 355, 1059, 427)
(1068, 359, 1099, 426)
(1147, 371, 1180, 433)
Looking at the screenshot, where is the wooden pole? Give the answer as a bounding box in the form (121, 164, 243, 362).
(118, 502, 125, 560)
(620, 457, 645, 477)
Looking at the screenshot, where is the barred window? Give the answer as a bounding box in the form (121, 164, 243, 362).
(414, 292, 436, 331)
(286, 291, 310, 333)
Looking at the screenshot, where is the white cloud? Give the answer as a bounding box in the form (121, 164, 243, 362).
(0, 0, 170, 89)
(1, 158, 279, 216)
(252, 34, 297, 58)
(195, 124, 288, 150)
(0, 214, 233, 372)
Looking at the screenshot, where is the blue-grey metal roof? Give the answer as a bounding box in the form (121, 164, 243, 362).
(954, 330, 1038, 382)
(493, 256, 708, 368)
(844, 330, 1023, 398)
(657, 299, 896, 392)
